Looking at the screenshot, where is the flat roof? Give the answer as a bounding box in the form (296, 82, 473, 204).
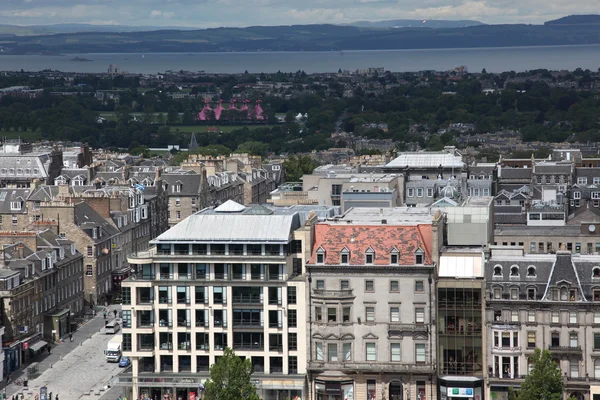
(336, 207, 436, 225)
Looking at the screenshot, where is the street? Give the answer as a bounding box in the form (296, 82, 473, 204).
(5, 305, 125, 400)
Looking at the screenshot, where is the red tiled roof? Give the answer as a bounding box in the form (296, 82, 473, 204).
(309, 223, 433, 266)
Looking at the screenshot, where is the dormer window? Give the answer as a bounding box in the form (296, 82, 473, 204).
(173, 184, 182, 193)
(72, 177, 84, 186)
(365, 248, 375, 264)
(593, 267, 600, 278)
(510, 266, 519, 277)
(71, 244, 76, 255)
(415, 249, 424, 265)
(55, 177, 67, 186)
(92, 228, 98, 239)
(129, 196, 136, 208)
(316, 248, 325, 264)
(560, 287, 569, 301)
(340, 248, 350, 265)
(527, 266, 536, 277)
(10, 201, 21, 211)
(41, 258, 46, 270)
(390, 248, 399, 264)
(59, 248, 64, 259)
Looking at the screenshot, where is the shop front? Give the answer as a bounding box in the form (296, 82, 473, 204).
(3, 342, 21, 377)
(315, 380, 353, 400)
(438, 377, 484, 400)
(45, 309, 71, 342)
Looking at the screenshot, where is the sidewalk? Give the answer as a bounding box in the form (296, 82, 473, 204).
(2, 304, 122, 398)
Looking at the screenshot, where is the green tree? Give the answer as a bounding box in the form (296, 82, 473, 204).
(283, 155, 317, 182)
(235, 141, 269, 157)
(204, 347, 259, 400)
(516, 349, 563, 400)
(129, 145, 150, 158)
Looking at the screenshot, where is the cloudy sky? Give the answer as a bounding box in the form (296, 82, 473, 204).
(0, 0, 596, 27)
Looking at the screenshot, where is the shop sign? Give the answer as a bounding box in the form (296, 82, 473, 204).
(447, 388, 473, 398)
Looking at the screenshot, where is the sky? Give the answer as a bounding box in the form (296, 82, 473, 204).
(0, 0, 597, 28)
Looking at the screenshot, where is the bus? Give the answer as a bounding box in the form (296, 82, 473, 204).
(105, 320, 121, 334)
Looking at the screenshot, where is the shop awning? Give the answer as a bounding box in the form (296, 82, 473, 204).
(29, 341, 48, 352)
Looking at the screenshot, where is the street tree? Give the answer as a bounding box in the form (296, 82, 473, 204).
(204, 347, 259, 400)
(516, 348, 563, 400)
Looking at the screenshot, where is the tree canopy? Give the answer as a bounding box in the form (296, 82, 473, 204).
(516, 349, 563, 400)
(204, 348, 260, 400)
(283, 155, 318, 182)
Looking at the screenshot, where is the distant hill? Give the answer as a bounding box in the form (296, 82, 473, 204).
(1, 17, 600, 54)
(545, 14, 600, 25)
(0, 23, 197, 36)
(345, 19, 484, 29)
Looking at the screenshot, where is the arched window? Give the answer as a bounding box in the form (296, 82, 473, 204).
(560, 287, 569, 301)
(493, 266, 502, 276)
(527, 266, 536, 277)
(510, 266, 519, 277)
(593, 267, 600, 278)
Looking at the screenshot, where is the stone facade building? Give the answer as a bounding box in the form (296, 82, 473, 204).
(306, 208, 442, 400)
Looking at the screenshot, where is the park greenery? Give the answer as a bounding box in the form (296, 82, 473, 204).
(509, 349, 564, 400)
(204, 348, 260, 400)
(1, 69, 600, 156)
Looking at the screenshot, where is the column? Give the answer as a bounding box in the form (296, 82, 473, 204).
(132, 358, 140, 400)
(510, 356, 514, 379)
(492, 355, 496, 377)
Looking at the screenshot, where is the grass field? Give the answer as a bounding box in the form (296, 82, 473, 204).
(169, 125, 275, 133)
(0, 130, 43, 141)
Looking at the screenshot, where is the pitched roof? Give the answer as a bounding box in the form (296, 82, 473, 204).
(309, 223, 433, 266)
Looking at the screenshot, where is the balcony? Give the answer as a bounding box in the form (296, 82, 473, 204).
(491, 346, 522, 355)
(233, 343, 264, 351)
(232, 295, 262, 305)
(548, 346, 582, 354)
(128, 246, 287, 261)
(308, 361, 434, 374)
(232, 319, 263, 329)
(388, 323, 429, 334)
(312, 289, 355, 300)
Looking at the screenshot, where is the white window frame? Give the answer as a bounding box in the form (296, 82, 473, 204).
(593, 192, 600, 200)
(573, 191, 581, 199)
(10, 201, 21, 211)
(407, 188, 414, 197)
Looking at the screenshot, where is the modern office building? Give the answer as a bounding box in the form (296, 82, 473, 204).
(120, 200, 338, 400)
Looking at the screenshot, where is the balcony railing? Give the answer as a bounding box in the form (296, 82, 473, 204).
(308, 361, 435, 373)
(388, 323, 429, 333)
(138, 344, 154, 351)
(138, 296, 154, 305)
(159, 319, 172, 327)
(232, 295, 262, 304)
(491, 346, 522, 353)
(138, 320, 154, 328)
(177, 320, 191, 328)
(312, 289, 355, 299)
(233, 343, 264, 351)
(438, 300, 482, 309)
(158, 297, 171, 304)
(233, 319, 263, 328)
(549, 345, 582, 353)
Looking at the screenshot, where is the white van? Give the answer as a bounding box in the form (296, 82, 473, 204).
(105, 320, 121, 334)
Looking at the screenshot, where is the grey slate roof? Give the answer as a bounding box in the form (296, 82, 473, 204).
(74, 202, 119, 242)
(0, 188, 30, 214)
(28, 186, 59, 202)
(499, 168, 531, 180)
(162, 172, 202, 197)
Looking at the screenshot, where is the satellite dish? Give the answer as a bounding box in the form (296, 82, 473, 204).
(590, 225, 596, 232)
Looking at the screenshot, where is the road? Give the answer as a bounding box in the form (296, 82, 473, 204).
(5, 305, 124, 400)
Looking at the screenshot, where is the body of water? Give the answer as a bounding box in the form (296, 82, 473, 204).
(1, 45, 600, 74)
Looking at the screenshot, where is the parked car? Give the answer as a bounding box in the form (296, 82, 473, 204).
(119, 356, 131, 367)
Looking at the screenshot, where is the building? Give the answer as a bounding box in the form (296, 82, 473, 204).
(119, 201, 338, 400)
(484, 247, 600, 400)
(306, 207, 442, 400)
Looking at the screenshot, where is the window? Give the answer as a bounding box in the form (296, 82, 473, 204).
(366, 343, 376, 361)
(316, 249, 325, 264)
(328, 343, 338, 362)
(527, 311, 536, 323)
(511, 311, 519, 322)
(594, 267, 600, 278)
(176, 211, 181, 220)
(427, 188, 433, 197)
(511, 288, 519, 300)
(342, 343, 352, 361)
(366, 307, 375, 323)
(86, 265, 93, 276)
(527, 266, 536, 277)
(415, 343, 426, 363)
(551, 311, 560, 324)
(316, 280, 325, 290)
(527, 332, 536, 349)
(569, 311, 577, 325)
(416, 188, 423, 197)
(316, 343, 323, 361)
(390, 307, 400, 322)
(365, 250, 374, 264)
(10, 201, 21, 211)
(288, 287, 297, 304)
(328, 308, 337, 323)
(415, 281, 424, 292)
(510, 266, 519, 276)
(594, 333, 600, 350)
(12, 215, 17, 225)
(569, 332, 578, 347)
(315, 307, 322, 322)
(341, 280, 349, 290)
(595, 312, 600, 324)
(570, 361, 579, 378)
(577, 177, 588, 185)
(493, 266, 502, 276)
(415, 250, 424, 265)
(288, 310, 297, 327)
(342, 307, 351, 323)
(340, 252, 349, 264)
(390, 254, 398, 264)
(415, 308, 425, 324)
(390, 280, 399, 292)
(407, 188, 414, 197)
(87, 246, 93, 257)
(175, 198, 181, 207)
(390, 343, 401, 362)
(365, 280, 374, 292)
